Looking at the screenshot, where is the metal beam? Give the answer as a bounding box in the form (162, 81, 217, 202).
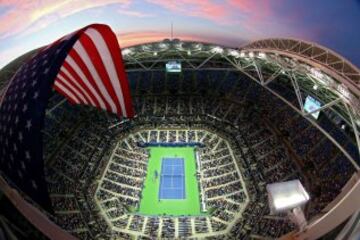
(264, 68, 282, 85)
(195, 52, 218, 69)
(223, 54, 360, 170)
(176, 51, 197, 69)
(303, 98, 342, 117)
(126, 55, 149, 70)
(289, 72, 305, 112)
(345, 103, 360, 166)
(252, 59, 264, 84)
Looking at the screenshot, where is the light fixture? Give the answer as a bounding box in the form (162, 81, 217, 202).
(337, 84, 350, 100)
(267, 180, 310, 213)
(187, 50, 191, 56)
(310, 68, 324, 79)
(249, 52, 254, 58)
(356, 119, 360, 127)
(211, 46, 224, 54)
(153, 51, 158, 56)
(258, 52, 266, 59)
(313, 84, 318, 90)
(229, 50, 240, 58)
(122, 49, 131, 56)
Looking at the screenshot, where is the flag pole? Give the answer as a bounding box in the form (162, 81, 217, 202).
(171, 22, 173, 40)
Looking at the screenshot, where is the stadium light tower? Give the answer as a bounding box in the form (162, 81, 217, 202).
(267, 180, 310, 231)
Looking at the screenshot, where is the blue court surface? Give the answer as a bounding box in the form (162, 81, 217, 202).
(159, 157, 185, 199)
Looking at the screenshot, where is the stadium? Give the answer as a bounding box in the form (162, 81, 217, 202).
(0, 28, 360, 240)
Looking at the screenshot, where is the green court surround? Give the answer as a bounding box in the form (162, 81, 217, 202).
(137, 147, 203, 216)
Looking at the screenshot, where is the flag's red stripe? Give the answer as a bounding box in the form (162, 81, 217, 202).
(99, 25, 134, 117)
(62, 61, 101, 108)
(68, 49, 112, 112)
(57, 71, 91, 105)
(52, 24, 134, 118)
(78, 34, 122, 115)
(84, 27, 127, 116)
(55, 77, 85, 104)
(53, 84, 78, 105)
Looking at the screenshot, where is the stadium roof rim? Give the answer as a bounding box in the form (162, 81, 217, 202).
(122, 38, 360, 96)
(121, 38, 360, 170)
(241, 37, 360, 97)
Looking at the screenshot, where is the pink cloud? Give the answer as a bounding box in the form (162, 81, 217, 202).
(145, 0, 275, 25)
(146, 0, 230, 24)
(145, 0, 282, 39)
(117, 31, 208, 47)
(0, 0, 130, 39)
(117, 31, 244, 48)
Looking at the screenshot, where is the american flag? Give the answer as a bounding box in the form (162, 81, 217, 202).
(0, 24, 134, 211)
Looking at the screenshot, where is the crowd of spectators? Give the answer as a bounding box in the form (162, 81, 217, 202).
(41, 70, 357, 239)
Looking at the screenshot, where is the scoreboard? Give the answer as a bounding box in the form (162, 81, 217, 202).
(166, 61, 181, 73)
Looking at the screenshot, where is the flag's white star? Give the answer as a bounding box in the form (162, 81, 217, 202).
(25, 120, 32, 130)
(18, 170, 23, 179)
(31, 180, 37, 190)
(25, 151, 31, 160)
(22, 104, 28, 112)
(33, 91, 39, 99)
(18, 132, 23, 142)
(21, 161, 26, 170)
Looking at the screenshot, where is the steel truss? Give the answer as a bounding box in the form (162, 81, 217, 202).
(122, 39, 360, 171)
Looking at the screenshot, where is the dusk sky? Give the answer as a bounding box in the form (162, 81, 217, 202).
(0, 0, 359, 69)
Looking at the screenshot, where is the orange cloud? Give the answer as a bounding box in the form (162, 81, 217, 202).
(117, 31, 243, 48)
(0, 0, 129, 39)
(117, 31, 211, 48)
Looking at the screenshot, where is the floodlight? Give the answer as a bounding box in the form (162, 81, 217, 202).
(194, 43, 202, 50)
(229, 50, 240, 58)
(267, 180, 309, 214)
(313, 84, 318, 90)
(158, 43, 168, 49)
(249, 52, 254, 58)
(153, 51, 158, 56)
(258, 52, 266, 59)
(311, 68, 324, 79)
(122, 49, 132, 56)
(337, 84, 350, 100)
(267, 180, 309, 231)
(211, 46, 223, 54)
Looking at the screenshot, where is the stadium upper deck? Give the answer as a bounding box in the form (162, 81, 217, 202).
(0, 38, 359, 239)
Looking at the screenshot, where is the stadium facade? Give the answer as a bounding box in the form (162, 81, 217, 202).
(0, 36, 359, 240)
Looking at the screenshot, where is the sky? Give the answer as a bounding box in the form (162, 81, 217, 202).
(0, 0, 359, 69)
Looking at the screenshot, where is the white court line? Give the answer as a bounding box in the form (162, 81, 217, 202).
(159, 159, 185, 198)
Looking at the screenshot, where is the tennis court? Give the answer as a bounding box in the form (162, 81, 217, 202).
(138, 147, 202, 215)
(159, 157, 185, 199)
